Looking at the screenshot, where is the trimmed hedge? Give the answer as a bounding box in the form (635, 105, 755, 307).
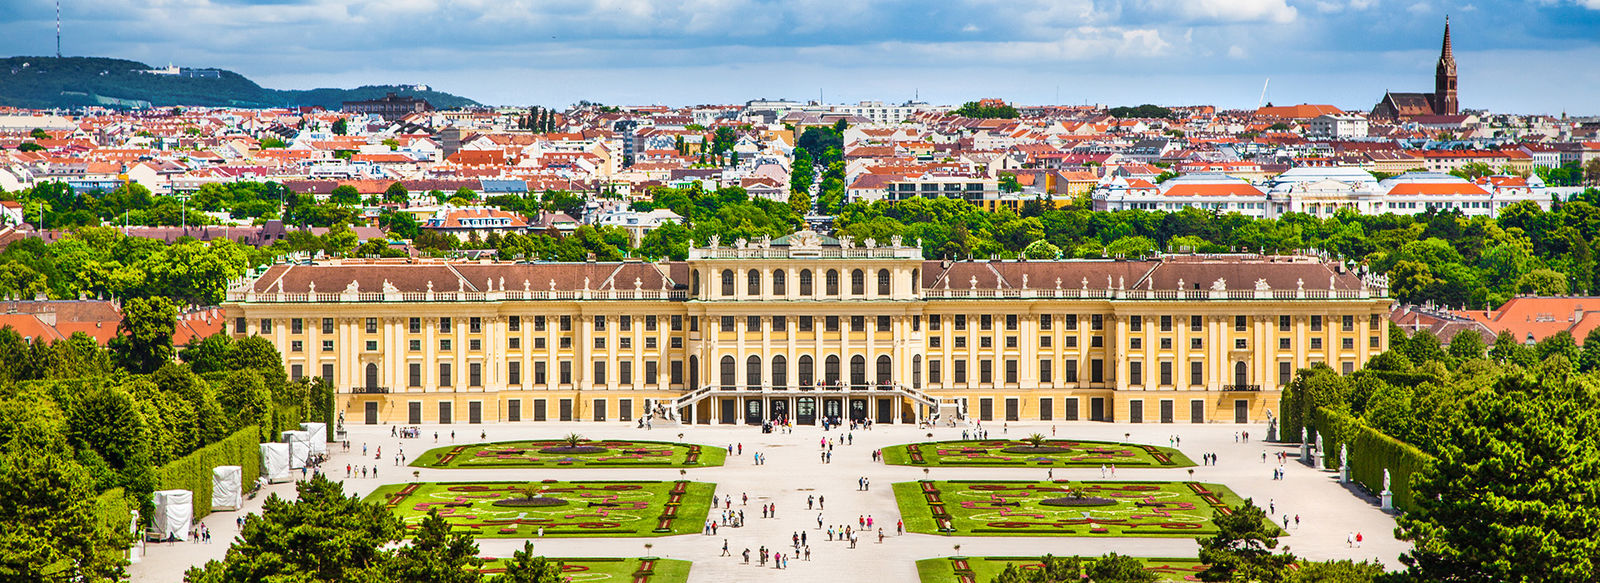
(1313, 407, 1433, 513)
(91, 487, 132, 544)
(152, 425, 261, 520)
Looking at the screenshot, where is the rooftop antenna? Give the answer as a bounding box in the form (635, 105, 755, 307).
(55, 0, 62, 58)
(1257, 78, 1270, 109)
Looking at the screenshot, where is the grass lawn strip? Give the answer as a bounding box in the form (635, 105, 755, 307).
(915, 556, 1205, 583)
(412, 439, 726, 469)
(477, 557, 691, 582)
(883, 439, 1194, 468)
(366, 480, 715, 538)
(894, 480, 1256, 537)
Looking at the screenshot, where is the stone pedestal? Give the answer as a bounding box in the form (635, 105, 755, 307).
(1380, 490, 1394, 511)
(1314, 452, 1325, 469)
(1340, 466, 1350, 484)
(1300, 443, 1311, 463)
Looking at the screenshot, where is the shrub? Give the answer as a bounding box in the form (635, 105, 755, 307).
(1314, 408, 1433, 512)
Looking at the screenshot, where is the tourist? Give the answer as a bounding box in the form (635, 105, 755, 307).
(1347, 532, 1355, 547)
(1356, 532, 1363, 547)
(722, 539, 730, 556)
(818, 495, 824, 509)
(878, 528, 884, 544)
(808, 495, 815, 509)
(896, 519, 903, 535)
(818, 513, 824, 529)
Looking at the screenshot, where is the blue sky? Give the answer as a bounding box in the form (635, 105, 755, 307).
(2, 0, 1598, 114)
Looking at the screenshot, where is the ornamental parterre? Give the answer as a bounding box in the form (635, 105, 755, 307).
(410, 439, 725, 469)
(884, 439, 1194, 468)
(894, 480, 1249, 537)
(367, 480, 716, 537)
(476, 557, 692, 583)
(916, 556, 1205, 583)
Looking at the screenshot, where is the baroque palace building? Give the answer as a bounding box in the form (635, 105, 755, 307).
(223, 231, 1391, 427)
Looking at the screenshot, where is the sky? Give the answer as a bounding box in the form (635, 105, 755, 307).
(2, 0, 1598, 114)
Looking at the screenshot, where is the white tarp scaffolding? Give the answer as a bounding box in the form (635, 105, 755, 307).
(260, 443, 291, 483)
(212, 466, 242, 511)
(150, 490, 192, 541)
(299, 422, 328, 455)
(281, 430, 310, 469)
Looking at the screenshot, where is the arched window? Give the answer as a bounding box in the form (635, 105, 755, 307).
(850, 355, 867, 387)
(877, 269, 891, 296)
(720, 355, 736, 389)
(747, 269, 761, 296)
(851, 269, 865, 295)
(689, 355, 699, 388)
(720, 270, 734, 297)
(365, 362, 379, 389)
(691, 270, 700, 297)
(747, 355, 762, 388)
(773, 270, 787, 296)
(912, 355, 922, 388)
(826, 270, 839, 295)
(799, 270, 813, 295)
(876, 355, 891, 386)
(799, 355, 814, 386)
(825, 355, 841, 384)
(1234, 361, 1248, 387)
(911, 268, 918, 294)
(772, 355, 787, 388)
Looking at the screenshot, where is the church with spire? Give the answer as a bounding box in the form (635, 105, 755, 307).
(1372, 18, 1460, 119)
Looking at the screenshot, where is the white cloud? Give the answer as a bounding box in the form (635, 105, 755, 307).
(1229, 44, 1249, 58)
(1143, 0, 1299, 23)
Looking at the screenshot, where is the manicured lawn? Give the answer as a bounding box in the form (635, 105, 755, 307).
(882, 439, 1193, 468)
(916, 556, 1205, 582)
(478, 557, 691, 582)
(410, 439, 725, 469)
(367, 480, 715, 538)
(894, 480, 1255, 537)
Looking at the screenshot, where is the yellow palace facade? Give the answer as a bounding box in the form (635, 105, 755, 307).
(223, 231, 1392, 427)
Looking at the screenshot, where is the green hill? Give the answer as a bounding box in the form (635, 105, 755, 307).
(0, 56, 481, 110)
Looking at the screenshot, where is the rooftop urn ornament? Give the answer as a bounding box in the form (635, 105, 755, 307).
(634, 277, 642, 291)
(1055, 277, 1062, 290)
(550, 279, 557, 291)
(345, 279, 360, 294)
(523, 279, 530, 292)
(864, 238, 876, 249)
(1297, 278, 1304, 291)
(308, 281, 316, 294)
(1081, 277, 1089, 290)
(426, 281, 433, 293)
(970, 275, 978, 290)
(1178, 278, 1184, 290)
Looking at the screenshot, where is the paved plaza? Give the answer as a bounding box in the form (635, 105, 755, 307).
(130, 419, 1406, 582)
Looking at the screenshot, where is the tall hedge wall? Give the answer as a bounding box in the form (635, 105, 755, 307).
(1313, 407, 1433, 513)
(91, 487, 132, 545)
(152, 425, 261, 520)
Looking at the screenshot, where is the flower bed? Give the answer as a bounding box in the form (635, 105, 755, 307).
(366, 480, 715, 538)
(893, 480, 1252, 538)
(884, 439, 1193, 468)
(411, 439, 724, 469)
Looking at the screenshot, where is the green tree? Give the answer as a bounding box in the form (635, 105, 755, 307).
(0, 421, 128, 582)
(185, 475, 401, 582)
(384, 182, 409, 204)
(387, 509, 482, 582)
(953, 101, 1020, 119)
(1086, 553, 1159, 582)
(499, 542, 564, 583)
(1516, 268, 1569, 296)
(331, 118, 348, 135)
(1447, 329, 1487, 362)
(29, 128, 49, 139)
(1021, 240, 1062, 260)
(1282, 560, 1382, 583)
(1197, 499, 1293, 582)
(110, 296, 177, 374)
(329, 185, 361, 206)
(1397, 374, 1600, 582)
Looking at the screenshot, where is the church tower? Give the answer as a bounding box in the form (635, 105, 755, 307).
(1433, 17, 1459, 115)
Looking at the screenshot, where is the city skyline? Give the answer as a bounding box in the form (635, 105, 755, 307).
(1, 0, 1598, 115)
